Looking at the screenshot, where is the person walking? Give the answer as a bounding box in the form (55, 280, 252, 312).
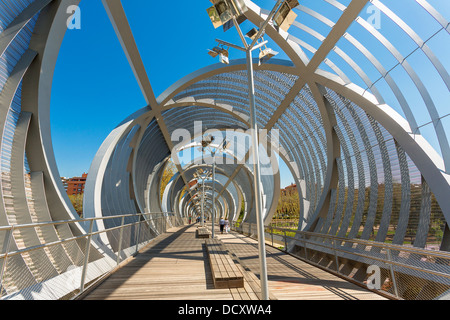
(224, 218, 229, 233)
(219, 217, 225, 234)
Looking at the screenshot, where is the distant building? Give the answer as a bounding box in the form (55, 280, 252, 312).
(60, 177, 69, 192)
(281, 183, 297, 196)
(66, 173, 87, 196)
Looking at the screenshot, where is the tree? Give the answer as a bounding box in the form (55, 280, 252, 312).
(68, 193, 83, 217)
(274, 186, 300, 228)
(160, 160, 176, 201)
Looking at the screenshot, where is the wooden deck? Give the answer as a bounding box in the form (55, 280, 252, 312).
(81, 224, 387, 300)
(217, 232, 386, 300)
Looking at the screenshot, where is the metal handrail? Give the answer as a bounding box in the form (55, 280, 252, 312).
(0, 212, 173, 259)
(232, 221, 450, 300)
(0, 212, 181, 299)
(273, 226, 450, 259)
(0, 212, 172, 232)
(239, 222, 450, 260)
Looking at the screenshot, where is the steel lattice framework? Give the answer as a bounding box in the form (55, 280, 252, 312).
(0, 0, 449, 300)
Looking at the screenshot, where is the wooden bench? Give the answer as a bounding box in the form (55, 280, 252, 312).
(197, 227, 211, 238)
(205, 238, 244, 289)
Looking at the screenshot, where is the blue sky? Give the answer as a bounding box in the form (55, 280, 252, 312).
(51, 0, 449, 187)
(51, 0, 298, 186)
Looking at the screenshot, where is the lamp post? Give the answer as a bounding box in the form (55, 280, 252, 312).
(205, 0, 292, 300)
(245, 47, 268, 301)
(194, 168, 211, 227)
(211, 149, 217, 238)
(201, 136, 229, 238)
(201, 174, 205, 227)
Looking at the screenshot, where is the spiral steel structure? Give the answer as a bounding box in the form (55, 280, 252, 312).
(0, 0, 449, 299)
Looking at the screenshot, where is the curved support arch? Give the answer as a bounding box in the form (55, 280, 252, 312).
(303, 82, 340, 232)
(0, 0, 448, 301)
(83, 120, 135, 235)
(22, 0, 83, 224)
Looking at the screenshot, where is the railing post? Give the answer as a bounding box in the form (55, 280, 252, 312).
(302, 233, 308, 259)
(80, 219, 94, 293)
(271, 226, 274, 247)
(156, 214, 160, 234)
(150, 214, 154, 233)
(157, 214, 160, 234)
(333, 239, 340, 273)
(0, 227, 13, 296)
(116, 216, 125, 266)
(386, 248, 400, 298)
(135, 216, 141, 254)
(284, 229, 287, 252)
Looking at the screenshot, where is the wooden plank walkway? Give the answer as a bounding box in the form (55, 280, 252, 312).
(81, 224, 387, 300)
(217, 232, 387, 300)
(82, 224, 232, 300)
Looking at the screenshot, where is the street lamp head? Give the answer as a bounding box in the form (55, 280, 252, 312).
(207, 0, 248, 29)
(272, 0, 299, 32)
(207, 45, 229, 64)
(206, 1, 231, 29)
(201, 135, 215, 148)
(218, 51, 229, 64)
(222, 140, 230, 150)
(259, 47, 279, 65)
(245, 28, 259, 41)
(207, 46, 220, 58)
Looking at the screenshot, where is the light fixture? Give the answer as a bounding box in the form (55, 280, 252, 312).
(201, 135, 215, 148)
(222, 140, 230, 150)
(206, 5, 223, 29)
(258, 45, 279, 65)
(207, 0, 248, 30)
(207, 45, 229, 64)
(245, 28, 259, 41)
(245, 28, 278, 65)
(272, 0, 299, 32)
(219, 51, 229, 64)
(215, 0, 233, 26)
(207, 46, 221, 58)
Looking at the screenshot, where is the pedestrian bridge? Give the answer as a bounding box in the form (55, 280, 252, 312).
(0, 0, 450, 301)
(80, 223, 387, 300)
(1, 213, 449, 300)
